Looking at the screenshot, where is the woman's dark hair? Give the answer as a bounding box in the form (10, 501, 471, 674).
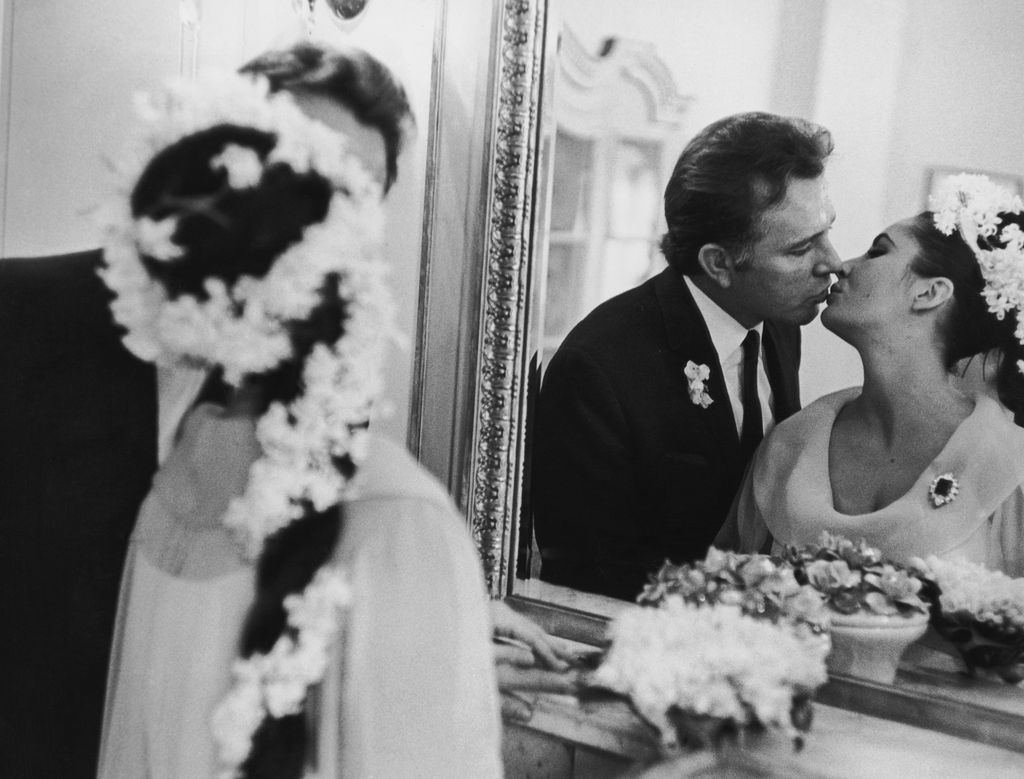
(132, 125, 357, 778)
(909, 211, 1024, 425)
(660, 111, 833, 275)
(240, 43, 412, 193)
(131, 124, 333, 298)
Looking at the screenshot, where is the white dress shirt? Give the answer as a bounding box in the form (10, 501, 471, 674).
(684, 276, 775, 437)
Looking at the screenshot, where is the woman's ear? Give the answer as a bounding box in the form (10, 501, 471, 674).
(696, 244, 738, 289)
(911, 276, 955, 312)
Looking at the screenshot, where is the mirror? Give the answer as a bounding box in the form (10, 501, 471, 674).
(433, 0, 1024, 750)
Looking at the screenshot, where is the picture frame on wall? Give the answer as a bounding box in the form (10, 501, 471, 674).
(924, 166, 1024, 208)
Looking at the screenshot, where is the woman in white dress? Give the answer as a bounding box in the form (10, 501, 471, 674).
(717, 175, 1024, 576)
(98, 51, 503, 778)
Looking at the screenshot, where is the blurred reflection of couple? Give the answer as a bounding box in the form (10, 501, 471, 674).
(532, 112, 1024, 600)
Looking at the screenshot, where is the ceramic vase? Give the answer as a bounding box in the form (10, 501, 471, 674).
(826, 610, 929, 684)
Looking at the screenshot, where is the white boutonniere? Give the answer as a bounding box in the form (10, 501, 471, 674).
(684, 361, 713, 408)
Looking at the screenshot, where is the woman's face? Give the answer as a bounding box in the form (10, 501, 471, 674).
(821, 217, 923, 340)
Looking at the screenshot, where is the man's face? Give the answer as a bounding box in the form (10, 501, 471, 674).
(726, 175, 840, 327)
(291, 92, 388, 192)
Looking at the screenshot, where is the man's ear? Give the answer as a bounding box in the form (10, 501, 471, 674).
(910, 276, 955, 312)
(696, 244, 738, 289)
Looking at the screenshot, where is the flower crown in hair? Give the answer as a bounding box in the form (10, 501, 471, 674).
(930, 173, 1024, 374)
(96, 70, 399, 776)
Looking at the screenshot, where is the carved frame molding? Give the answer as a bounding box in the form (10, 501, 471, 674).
(467, 0, 548, 596)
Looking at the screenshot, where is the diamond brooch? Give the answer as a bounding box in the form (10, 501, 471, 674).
(928, 472, 959, 508)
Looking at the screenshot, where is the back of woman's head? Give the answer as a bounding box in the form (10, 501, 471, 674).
(129, 124, 345, 408)
(130, 124, 333, 300)
(909, 210, 1024, 424)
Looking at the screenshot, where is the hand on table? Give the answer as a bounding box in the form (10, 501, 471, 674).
(490, 600, 583, 722)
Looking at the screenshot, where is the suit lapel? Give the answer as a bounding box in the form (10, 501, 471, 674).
(653, 268, 741, 460)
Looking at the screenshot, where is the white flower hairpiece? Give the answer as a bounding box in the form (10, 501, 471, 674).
(96, 70, 400, 776)
(929, 173, 1024, 374)
(211, 566, 353, 778)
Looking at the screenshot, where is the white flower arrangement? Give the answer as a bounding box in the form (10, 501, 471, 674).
(96, 71, 398, 775)
(910, 556, 1024, 682)
(684, 360, 713, 408)
(592, 598, 829, 750)
(929, 173, 1024, 374)
(915, 556, 1024, 634)
(211, 567, 353, 778)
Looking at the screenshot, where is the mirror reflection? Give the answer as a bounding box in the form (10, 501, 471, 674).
(516, 0, 1024, 707)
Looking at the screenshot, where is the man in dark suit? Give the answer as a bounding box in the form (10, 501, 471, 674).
(0, 44, 413, 778)
(532, 112, 843, 601)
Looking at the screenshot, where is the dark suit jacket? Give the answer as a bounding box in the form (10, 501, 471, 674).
(0, 250, 157, 778)
(531, 266, 800, 601)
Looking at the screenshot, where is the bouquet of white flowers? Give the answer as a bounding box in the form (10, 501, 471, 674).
(589, 598, 829, 751)
(910, 556, 1024, 683)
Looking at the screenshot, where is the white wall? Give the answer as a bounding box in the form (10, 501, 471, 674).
(0, 0, 440, 443)
(884, 0, 1024, 222)
(796, 0, 910, 401)
(0, 0, 11, 247)
(0, 0, 182, 255)
(558, 0, 781, 145)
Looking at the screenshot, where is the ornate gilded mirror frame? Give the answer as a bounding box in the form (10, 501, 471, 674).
(412, 0, 549, 597)
(461, 0, 548, 596)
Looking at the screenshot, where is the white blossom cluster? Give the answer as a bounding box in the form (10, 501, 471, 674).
(96, 71, 385, 383)
(211, 567, 353, 778)
(916, 555, 1024, 635)
(929, 173, 1024, 374)
(592, 598, 829, 748)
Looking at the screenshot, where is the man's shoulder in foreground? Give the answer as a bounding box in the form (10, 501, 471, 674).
(0, 249, 106, 318)
(0, 247, 103, 282)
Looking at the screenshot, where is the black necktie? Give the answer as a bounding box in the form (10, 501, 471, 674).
(739, 329, 763, 462)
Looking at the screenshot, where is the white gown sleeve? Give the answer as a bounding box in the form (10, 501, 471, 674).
(715, 460, 770, 554)
(987, 484, 1024, 578)
(316, 492, 503, 779)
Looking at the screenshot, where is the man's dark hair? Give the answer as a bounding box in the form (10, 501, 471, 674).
(241, 43, 412, 193)
(660, 111, 833, 275)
